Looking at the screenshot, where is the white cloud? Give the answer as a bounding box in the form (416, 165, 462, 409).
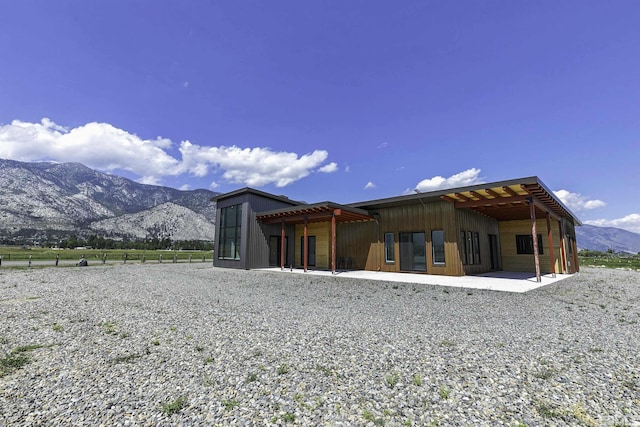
(364, 181, 376, 190)
(179, 184, 191, 191)
(0, 118, 336, 188)
(178, 142, 331, 187)
(415, 168, 484, 192)
(553, 190, 606, 212)
(318, 162, 338, 173)
(584, 214, 640, 234)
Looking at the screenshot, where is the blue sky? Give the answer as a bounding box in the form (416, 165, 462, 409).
(1, 1, 639, 232)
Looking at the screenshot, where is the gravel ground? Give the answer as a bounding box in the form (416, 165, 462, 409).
(0, 264, 638, 426)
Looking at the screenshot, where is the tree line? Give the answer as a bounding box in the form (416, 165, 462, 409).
(52, 235, 213, 251)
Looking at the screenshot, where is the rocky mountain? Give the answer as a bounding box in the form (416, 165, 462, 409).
(576, 224, 640, 254)
(0, 158, 218, 242)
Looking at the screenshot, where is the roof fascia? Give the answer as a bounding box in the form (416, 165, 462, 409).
(211, 187, 302, 206)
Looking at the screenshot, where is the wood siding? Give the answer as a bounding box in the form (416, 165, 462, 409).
(294, 222, 331, 269)
(499, 218, 563, 273)
(455, 208, 501, 275)
(336, 200, 500, 276)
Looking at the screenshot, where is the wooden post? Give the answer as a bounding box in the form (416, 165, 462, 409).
(280, 220, 286, 270)
(558, 221, 567, 274)
(331, 211, 337, 274)
(303, 217, 308, 272)
(529, 198, 541, 282)
(546, 213, 556, 278)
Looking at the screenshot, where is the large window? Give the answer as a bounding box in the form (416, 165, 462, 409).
(461, 230, 481, 265)
(219, 204, 242, 260)
(516, 234, 543, 255)
(460, 231, 467, 264)
(384, 232, 395, 263)
(432, 230, 445, 265)
(473, 232, 481, 264)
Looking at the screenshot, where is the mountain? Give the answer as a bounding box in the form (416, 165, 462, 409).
(0, 158, 218, 242)
(576, 224, 640, 254)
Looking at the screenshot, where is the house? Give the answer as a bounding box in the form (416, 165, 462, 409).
(211, 176, 580, 281)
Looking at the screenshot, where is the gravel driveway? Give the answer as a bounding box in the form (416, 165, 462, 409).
(1, 264, 639, 426)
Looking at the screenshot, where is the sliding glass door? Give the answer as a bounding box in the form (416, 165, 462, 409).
(399, 232, 426, 272)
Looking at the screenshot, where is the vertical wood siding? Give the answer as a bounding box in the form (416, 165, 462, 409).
(499, 218, 564, 273)
(294, 222, 331, 268)
(455, 209, 501, 275)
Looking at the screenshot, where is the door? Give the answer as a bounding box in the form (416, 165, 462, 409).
(399, 232, 426, 272)
(300, 236, 316, 266)
(269, 236, 288, 267)
(488, 234, 500, 270)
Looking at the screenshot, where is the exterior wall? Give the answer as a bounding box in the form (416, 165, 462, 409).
(499, 218, 565, 273)
(294, 222, 331, 269)
(336, 200, 500, 276)
(214, 193, 297, 270)
(455, 208, 501, 275)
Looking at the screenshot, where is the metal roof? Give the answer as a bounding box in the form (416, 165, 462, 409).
(350, 176, 581, 225)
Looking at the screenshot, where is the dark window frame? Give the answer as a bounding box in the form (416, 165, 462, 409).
(218, 204, 243, 260)
(432, 230, 445, 265)
(384, 232, 395, 264)
(516, 234, 544, 255)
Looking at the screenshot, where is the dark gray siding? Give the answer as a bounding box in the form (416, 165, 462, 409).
(213, 192, 297, 270)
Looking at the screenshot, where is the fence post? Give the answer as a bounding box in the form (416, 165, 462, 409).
(159, 254, 163, 263)
(28, 255, 32, 268)
(55, 254, 59, 266)
(189, 255, 192, 263)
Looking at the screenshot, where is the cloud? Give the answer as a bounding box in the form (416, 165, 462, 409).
(553, 190, 606, 212)
(0, 118, 179, 177)
(585, 214, 640, 234)
(318, 162, 338, 173)
(415, 168, 484, 192)
(377, 142, 389, 149)
(0, 118, 336, 188)
(364, 181, 376, 190)
(179, 184, 191, 191)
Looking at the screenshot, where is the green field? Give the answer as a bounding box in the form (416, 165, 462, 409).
(0, 246, 212, 264)
(578, 250, 640, 270)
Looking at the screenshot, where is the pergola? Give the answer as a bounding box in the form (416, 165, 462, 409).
(440, 178, 580, 281)
(256, 202, 373, 274)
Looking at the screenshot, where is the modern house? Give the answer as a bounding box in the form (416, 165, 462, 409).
(212, 176, 580, 281)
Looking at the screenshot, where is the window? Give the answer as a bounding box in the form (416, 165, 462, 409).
(218, 204, 242, 260)
(432, 230, 445, 265)
(467, 231, 474, 265)
(460, 231, 467, 265)
(384, 232, 395, 263)
(473, 232, 481, 264)
(516, 234, 544, 255)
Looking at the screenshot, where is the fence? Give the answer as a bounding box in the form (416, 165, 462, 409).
(0, 251, 213, 268)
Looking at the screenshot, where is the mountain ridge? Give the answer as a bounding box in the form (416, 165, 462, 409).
(0, 158, 218, 242)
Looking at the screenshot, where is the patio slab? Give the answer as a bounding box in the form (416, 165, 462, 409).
(258, 267, 574, 293)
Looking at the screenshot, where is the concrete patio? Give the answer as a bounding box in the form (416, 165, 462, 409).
(259, 267, 575, 293)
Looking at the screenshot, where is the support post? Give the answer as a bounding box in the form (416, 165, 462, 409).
(303, 217, 308, 272)
(331, 211, 337, 274)
(546, 213, 556, 278)
(280, 220, 285, 270)
(558, 220, 567, 274)
(529, 198, 541, 282)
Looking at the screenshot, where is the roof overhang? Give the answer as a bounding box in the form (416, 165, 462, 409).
(256, 202, 374, 225)
(439, 178, 581, 224)
(350, 177, 581, 225)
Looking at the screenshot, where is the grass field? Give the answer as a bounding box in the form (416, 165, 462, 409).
(579, 255, 640, 270)
(0, 247, 212, 263)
